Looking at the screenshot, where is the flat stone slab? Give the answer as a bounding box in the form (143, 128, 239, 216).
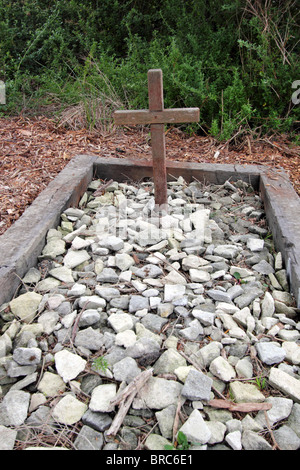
(0, 155, 299, 308)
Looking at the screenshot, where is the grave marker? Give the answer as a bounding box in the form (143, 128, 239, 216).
(114, 69, 199, 207)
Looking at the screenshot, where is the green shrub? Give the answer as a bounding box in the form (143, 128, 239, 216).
(0, 0, 299, 138)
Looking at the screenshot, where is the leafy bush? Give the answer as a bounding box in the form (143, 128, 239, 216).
(0, 0, 299, 138)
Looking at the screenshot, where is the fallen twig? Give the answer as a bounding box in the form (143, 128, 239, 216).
(263, 409, 282, 450)
(93, 179, 114, 196)
(172, 398, 183, 443)
(106, 368, 153, 437)
(208, 398, 272, 413)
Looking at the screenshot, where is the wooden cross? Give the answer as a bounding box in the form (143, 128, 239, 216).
(113, 69, 199, 207)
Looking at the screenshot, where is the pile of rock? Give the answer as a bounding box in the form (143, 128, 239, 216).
(0, 176, 300, 450)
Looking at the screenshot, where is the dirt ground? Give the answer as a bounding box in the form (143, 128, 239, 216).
(0, 115, 299, 236)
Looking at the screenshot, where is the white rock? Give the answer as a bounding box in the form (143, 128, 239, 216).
(115, 330, 137, 348)
(37, 311, 59, 335)
(89, 384, 117, 412)
(247, 238, 264, 252)
(163, 270, 187, 285)
(189, 269, 211, 283)
(52, 394, 87, 425)
(115, 253, 135, 271)
(209, 356, 236, 382)
(282, 341, 300, 365)
(98, 235, 124, 251)
(269, 367, 300, 403)
(37, 372, 66, 397)
(55, 350, 87, 383)
(136, 377, 182, 410)
(9, 292, 42, 323)
(261, 291, 275, 318)
(67, 283, 86, 297)
(63, 249, 90, 269)
(49, 266, 74, 283)
(256, 341, 286, 365)
(178, 409, 211, 444)
(225, 430, 242, 450)
(107, 313, 134, 333)
(164, 284, 186, 302)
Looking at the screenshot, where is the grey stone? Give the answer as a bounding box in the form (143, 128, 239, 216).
(74, 327, 104, 351)
(229, 381, 265, 403)
(275, 269, 289, 291)
(0, 425, 18, 450)
(196, 341, 222, 368)
(74, 425, 104, 450)
(126, 337, 160, 363)
(189, 269, 211, 283)
(153, 349, 186, 375)
(140, 313, 168, 333)
(252, 259, 274, 275)
(207, 421, 227, 445)
(181, 369, 213, 401)
(241, 430, 273, 450)
(155, 405, 177, 439)
(115, 253, 135, 271)
(49, 266, 74, 283)
(261, 291, 275, 318)
(207, 289, 232, 303)
(112, 357, 141, 383)
(129, 295, 149, 313)
(95, 286, 120, 301)
(38, 310, 59, 334)
(145, 434, 172, 450)
(157, 303, 174, 318)
(225, 430, 242, 450)
(137, 377, 182, 410)
(273, 425, 300, 450)
(79, 295, 106, 309)
(13, 347, 42, 366)
(213, 244, 240, 259)
(22, 267, 42, 284)
(0, 390, 30, 426)
(255, 341, 286, 365)
(134, 264, 163, 279)
(37, 371, 66, 397)
(78, 309, 101, 327)
(96, 268, 119, 283)
(192, 309, 215, 326)
(42, 238, 66, 259)
(82, 409, 112, 432)
(288, 403, 300, 437)
(255, 397, 293, 428)
(180, 318, 204, 341)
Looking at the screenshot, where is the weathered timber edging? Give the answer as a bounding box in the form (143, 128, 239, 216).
(0, 155, 299, 308)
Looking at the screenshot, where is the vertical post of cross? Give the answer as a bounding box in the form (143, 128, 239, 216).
(147, 69, 168, 208)
(113, 69, 199, 209)
(0, 81, 6, 105)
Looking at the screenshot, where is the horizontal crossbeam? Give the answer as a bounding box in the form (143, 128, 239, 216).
(114, 108, 200, 126)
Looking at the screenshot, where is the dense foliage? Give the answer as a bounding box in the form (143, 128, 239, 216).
(0, 0, 299, 139)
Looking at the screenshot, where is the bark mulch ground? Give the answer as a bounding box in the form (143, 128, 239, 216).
(1, 115, 299, 236)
